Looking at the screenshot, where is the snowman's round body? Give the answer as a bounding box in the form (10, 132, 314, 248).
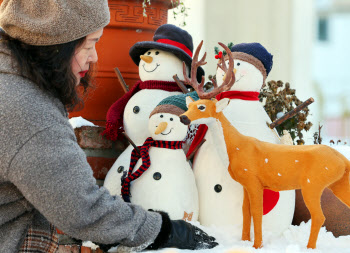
(103, 90, 181, 196)
(104, 145, 133, 196)
(130, 148, 199, 221)
(193, 57, 295, 234)
(104, 48, 185, 196)
(129, 112, 199, 221)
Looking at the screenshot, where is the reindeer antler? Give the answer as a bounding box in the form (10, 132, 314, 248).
(183, 40, 207, 95)
(183, 41, 235, 99)
(217, 53, 227, 73)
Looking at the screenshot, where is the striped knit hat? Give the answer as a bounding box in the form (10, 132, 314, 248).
(149, 91, 199, 118)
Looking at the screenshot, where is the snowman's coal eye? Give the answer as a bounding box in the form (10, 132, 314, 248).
(237, 62, 240, 66)
(155, 51, 159, 55)
(133, 106, 140, 114)
(170, 118, 173, 121)
(197, 105, 206, 111)
(160, 115, 163, 118)
(147, 51, 151, 55)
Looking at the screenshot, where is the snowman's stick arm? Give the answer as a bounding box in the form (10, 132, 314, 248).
(114, 67, 129, 93)
(268, 97, 314, 129)
(121, 132, 141, 155)
(173, 74, 189, 94)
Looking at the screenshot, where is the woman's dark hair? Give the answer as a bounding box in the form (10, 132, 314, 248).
(0, 30, 95, 111)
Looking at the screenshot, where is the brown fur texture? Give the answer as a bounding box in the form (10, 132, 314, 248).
(181, 98, 350, 249)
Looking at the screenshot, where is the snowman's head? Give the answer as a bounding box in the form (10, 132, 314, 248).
(216, 43, 273, 92)
(139, 49, 189, 82)
(216, 58, 264, 92)
(129, 24, 205, 83)
(149, 112, 188, 141)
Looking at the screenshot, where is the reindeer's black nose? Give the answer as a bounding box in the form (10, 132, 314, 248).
(180, 115, 191, 125)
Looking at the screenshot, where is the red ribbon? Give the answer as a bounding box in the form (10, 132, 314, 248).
(216, 91, 260, 101)
(157, 39, 193, 57)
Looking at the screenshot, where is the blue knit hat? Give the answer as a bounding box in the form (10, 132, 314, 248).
(149, 91, 199, 117)
(230, 43, 273, 76)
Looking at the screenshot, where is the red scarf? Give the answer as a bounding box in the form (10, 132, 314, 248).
(121, 137, 183, 202)
(215, 90, 260, 101)
(103, 80, 182, 141)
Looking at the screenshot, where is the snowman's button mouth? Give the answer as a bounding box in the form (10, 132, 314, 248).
(235, 74, 244, 83)
(143, 63, 160, 73)
(160, 128, 173, 135)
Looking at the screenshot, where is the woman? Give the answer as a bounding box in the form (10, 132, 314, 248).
(0, 0, 217, 252)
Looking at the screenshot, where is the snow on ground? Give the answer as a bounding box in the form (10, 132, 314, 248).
(153, 221, 350, 253)
(105, 220, 350, 253)
(68, 116, 96, 129)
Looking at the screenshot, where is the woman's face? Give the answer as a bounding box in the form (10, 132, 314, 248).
(72, 28, 104, 85)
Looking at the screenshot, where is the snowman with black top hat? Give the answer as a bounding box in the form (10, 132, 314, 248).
(103, 24, 204, 197)
(192, 43, 295, 235)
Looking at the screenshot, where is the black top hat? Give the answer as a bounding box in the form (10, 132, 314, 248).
(129, 24, 204, 82)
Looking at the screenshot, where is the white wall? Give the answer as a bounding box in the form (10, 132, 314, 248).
(169, 0, 317, 143)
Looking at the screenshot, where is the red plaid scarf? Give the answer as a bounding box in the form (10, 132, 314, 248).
(121, 137, 183, 202)
(19, 224, 58, 253)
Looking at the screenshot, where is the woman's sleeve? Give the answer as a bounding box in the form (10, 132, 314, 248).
(7, 123, 162, 247)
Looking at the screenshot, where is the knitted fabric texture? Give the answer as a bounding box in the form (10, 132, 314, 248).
(230, 42, 273, 75)
(223, 52, 267, 84)
(121, 137, 183, 202)
(0, 0, 110, 45)
(150, 104, 185, 118)
(149, 91, 199, 118)
(103, 80, 183, 141)
(216, 90, 260, 101)
(19, 224, 58, 253)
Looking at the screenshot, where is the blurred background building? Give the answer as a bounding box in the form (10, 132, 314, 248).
(169, 0, 350, 145)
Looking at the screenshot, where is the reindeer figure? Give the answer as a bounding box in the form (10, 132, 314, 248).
(180, 41, 350, 249)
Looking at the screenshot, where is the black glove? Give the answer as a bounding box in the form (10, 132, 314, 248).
(147, 211, 218, 250)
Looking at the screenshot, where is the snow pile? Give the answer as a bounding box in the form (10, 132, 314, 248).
(68, 116, 96, 129)
(141, 220, 350, 253)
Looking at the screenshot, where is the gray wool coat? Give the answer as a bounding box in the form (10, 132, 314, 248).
(0, 42, 162, 252)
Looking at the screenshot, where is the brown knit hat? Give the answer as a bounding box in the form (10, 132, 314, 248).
(222, 52, 267, 83)
(0, 0, 110, 46)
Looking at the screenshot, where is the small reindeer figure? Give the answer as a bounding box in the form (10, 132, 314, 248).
(180, 41, 350, 249)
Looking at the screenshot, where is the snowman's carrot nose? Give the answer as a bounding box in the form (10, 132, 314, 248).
(223, 69, 237, 81)
(140, 55, 153, 64)
(155, 122, 168, 135)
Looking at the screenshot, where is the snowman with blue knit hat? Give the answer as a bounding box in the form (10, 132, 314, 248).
(120, 92, 199, 221)
(103, 24, 204, 197)
(193, 43, 295, 235)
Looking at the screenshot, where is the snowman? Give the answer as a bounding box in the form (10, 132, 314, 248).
(192, 43, 295, 234)
(103, 24, 204, 196)
(120, 92, 199, 221)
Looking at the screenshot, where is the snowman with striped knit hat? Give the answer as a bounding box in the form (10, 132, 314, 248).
(120, 92, 199, 221)
(103, 24, 204, 198)
(192, 43, 295, 235)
